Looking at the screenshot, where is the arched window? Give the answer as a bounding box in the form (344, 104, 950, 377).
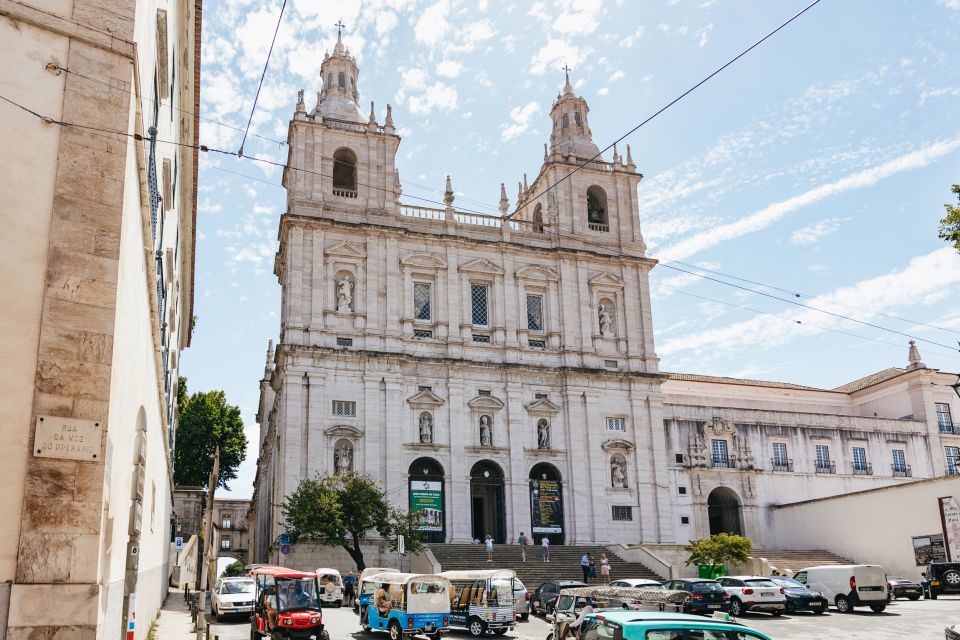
(332, 148, 357, 196)
(532, 204, 544, 233)
(586, 186, 608, 229)
(327, 73, 333, 91)
(574, 111, 582, 126)
(338, 71, 346, 88)
(562, 113, 570, 129)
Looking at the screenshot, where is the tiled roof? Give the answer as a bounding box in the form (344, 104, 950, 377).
(664, 372, 828, 392)
(831, 367, 908, 393)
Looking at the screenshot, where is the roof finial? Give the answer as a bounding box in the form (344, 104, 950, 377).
(517, 181, 524, 203)
(499, 183, 509, 214)
(612, 143, 621, 165)
(907, 340, 926, 370)
(626, 144, 635, 167)
(544, 142, 548, 159)
(335, 20, 346, 37)
(562, 64, 574, 95)
(523, 173, 529, 193)
(334, 21, 346, 53)
(369, 100, 376, 124)
(385, 104, 394, 128)
(444, 175, 455, 206)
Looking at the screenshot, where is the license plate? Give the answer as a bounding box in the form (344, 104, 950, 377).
(708, 605, 720, 609)
(761, 590, 775, 597)
(425, 624, 435, 632)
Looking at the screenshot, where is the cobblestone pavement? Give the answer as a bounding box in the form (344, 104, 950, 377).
(207, 597, 960, 640)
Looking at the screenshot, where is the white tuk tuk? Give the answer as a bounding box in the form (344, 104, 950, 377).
(316, 567, 345, 607)
(441, 569, 518, 637)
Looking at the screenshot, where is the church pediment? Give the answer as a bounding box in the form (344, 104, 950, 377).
(602, 438, 635, 452)
(459, 258, 504, 277)
(467, 395, 505, 410)
(525, 398, 561, 415)
(406, 389, 446, 407)
(324, 424, 363, 438)
(400, 252, 447, 270)
(325, 240, 366, 259)
(589, 272, 625, 288)
(515, 264, 559, 282)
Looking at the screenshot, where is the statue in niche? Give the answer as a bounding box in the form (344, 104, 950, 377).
(537, 419, 550, 450)
(598, 303, 612, 336)
(587, 193, 605, 223)
(479, 415, 492, 446)
(337, 278, 353, 312)
(419, 412, 433, 444)
(334, 443, 353, 475)
(611, 457, 627, 488)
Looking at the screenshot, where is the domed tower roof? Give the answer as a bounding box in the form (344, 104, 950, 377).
(317, 31, 366, 123)
(548, 69, 600, 159)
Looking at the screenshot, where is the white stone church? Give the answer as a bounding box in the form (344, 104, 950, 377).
(249, 35, 960, 564)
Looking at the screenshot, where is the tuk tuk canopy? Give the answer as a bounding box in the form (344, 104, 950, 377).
(558, 585, 691, 605)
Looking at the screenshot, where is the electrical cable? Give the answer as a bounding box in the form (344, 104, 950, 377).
(238, 0, 287, 158)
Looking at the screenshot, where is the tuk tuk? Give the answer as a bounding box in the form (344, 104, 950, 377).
(249, 566, 329, 640)
(356, 567, 399, 612)
(315, 568, 344, 607)
(546, 585, 691, 640)
(440, 569, 517, 637)
(360, 572, 452, 639)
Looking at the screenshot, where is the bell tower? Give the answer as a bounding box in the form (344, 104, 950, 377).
(549, 67, 600, 159)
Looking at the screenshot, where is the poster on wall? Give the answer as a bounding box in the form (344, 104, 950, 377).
(530, 479, 563, 534)
(938, 496, 960, 562)
(912, 534, 947, 566)
(410, 481, 443, 532)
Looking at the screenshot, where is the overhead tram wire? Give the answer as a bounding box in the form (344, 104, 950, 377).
(502, 0, 825, 222)
(237, 0, 288, 158)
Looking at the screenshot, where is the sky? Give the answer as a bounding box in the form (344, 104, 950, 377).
(184, 0, 960, 498)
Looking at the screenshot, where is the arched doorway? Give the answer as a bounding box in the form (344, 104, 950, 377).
(470, 461, 506, 543)
(529, 463, 565, 545)
(707, 487, 743, 536)
(409, 458, 445, 544)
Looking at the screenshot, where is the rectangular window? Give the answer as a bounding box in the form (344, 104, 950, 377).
(611, 506, 633, 521)
(947, 447, 959, 475)
(221, 538, 231, 549)
(604, 360, 618, 369)
(526, 294, 544, 332)
(528, 339, 546, 349)
(892, 449, 907, 474)
(413, 329, 434, 339)
(606, 417, 626, 432)
(332, 400, 356, 417)
(711, 439, 729, 467)
(222, 515, 232, 529)
(815, 445, 832, 472)
(852, 446, 867, 471)
(772, 442, 788, 466)
(535, 393, 548, 399)
(478, 390, 492, 396)
(471, 284, 489, 326)
(336, 337, 353, 347)
(937, 403, 954, 433)
(472, 333, 491, 344)
(417, 385, 432, 392)
(414, 282, 432, 321)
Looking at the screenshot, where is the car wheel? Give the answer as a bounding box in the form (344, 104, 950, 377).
(520, 613, 529, 621)
(729, 598, 743, 617)
(772, 609, 783, 617)
(835, 595, 853, 613)
(931, 592, 938, 600)
(869, 603, 886, 613)
(317, 631, 331, 640)
(944, 570, 960, 587)
(468, 618, 487, 637)
(784, 601, 795, 614)
(388, 621, 402, 640)
(908, 594, 921, 601)
(812, 605, 826, 615)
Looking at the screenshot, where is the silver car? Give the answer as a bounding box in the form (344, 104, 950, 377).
(514, 577, 531, 620)
(211, 577, 256, 621)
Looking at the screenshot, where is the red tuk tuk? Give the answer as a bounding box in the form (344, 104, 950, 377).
(250, 566, 330, 640)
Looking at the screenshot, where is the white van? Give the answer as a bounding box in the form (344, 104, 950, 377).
(316, 567, 345, 607)
(793, 565, 888, 613)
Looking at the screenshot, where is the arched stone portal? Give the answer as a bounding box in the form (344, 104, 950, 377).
(529, 463, 565, 545)
(408, 458, 445, 544)
(707, 487, 743, 536)
(470, 460, 506, 544)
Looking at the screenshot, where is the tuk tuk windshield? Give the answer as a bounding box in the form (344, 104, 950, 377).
(490, 578, 515, 606)
(275, 577, 321, 612)
(409, 579, 447, 595)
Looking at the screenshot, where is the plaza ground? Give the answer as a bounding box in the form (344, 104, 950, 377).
(204, 596, 960, 640)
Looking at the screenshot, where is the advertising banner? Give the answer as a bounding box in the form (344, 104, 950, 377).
(410, 481, 443, 532)
(939, 496, 960, 562)
(530, 479, 563, 534)
(912, 534, 947, 566)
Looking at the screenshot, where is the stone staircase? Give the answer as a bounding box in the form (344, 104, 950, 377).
(750, 549, 853, 576)
(428, 544, 661, 590)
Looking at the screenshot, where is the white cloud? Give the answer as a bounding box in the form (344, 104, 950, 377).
(619, 27, 645, 47)
(597, 87, 609, 96)
(789, 217, 848, 246)
(940, 0, 960, 9)
(500, 101, 541, 141)
(919, 86, 960, 105)
(658, 136, 960, 260)
(529, 39, 590, 75)
(608, 70, 625, 82)
(414, 0, 450, 47)
(408, 82, 458, 115)
(553, 0, 603, 35)
(436, 59, 463, 78)
(198, 198, 223, 214)
(697, 23, 713, 47)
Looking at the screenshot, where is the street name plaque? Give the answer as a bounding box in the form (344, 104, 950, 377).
(34, 415, 102, 461)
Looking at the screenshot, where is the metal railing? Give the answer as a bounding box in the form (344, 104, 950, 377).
(588, 222, 609, 232)
(852, 463, 873, 475)
(332, 187, 358, 198)
(770, 458, 793, 472)
(892, 464, 912, 478)
(711, 455, 736, 469)
(815, 462, 836, 474)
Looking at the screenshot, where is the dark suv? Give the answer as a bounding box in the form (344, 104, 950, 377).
(660, 579, 731, 615)
(530, 580, 587, 616)
(923, 562, 960, 599)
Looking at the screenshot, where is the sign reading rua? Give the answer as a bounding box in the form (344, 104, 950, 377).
(34, 415, 102, 461)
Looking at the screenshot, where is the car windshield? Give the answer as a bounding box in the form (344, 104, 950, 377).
(409, 579, 446, 595)
(888, 576, 903, 581)
(770, 577, 805, 590)
(491, 578, 515, 605)
(275, 577, 321, 612)
(319, 574, 339, 583)
(690, 582, 723, 594)
(222, 580, 255, 594)
(514, 579, 526, 592)
(744, 579, 778, 588)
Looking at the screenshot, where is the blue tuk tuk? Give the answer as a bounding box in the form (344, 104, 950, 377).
(360, 572, 451, 639)
(356, 567, 398, 613)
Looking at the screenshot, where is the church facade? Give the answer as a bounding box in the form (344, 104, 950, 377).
(249, 36, 960, 565)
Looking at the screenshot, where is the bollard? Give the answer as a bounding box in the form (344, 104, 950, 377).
(205, 623, 210, 640)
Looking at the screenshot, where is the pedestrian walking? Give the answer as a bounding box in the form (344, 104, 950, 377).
(599, 554, 610, 584)
(518, 531, 529, 562)
(580, 552, 591, 582)
(485, 534, 494, 562)
(589, 553, 597, 580)
(343, 570, 357, 606)
(541, 536, 550, 562)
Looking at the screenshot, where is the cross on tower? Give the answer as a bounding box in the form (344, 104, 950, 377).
(562, 64, 572, 82)
(335, 20, 346, 36)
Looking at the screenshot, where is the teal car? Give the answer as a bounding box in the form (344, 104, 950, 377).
(575, 610, 773, 640)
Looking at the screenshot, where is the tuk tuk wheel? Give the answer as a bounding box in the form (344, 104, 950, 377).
(468, 618, 487, 637)
(388, 621, 403, 640)
(317, 630, 331, 640)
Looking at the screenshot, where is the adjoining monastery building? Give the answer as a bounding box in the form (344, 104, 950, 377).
(249, 35, 960, 565)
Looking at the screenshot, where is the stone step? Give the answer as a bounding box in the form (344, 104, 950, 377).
(750, 548, 853, 574)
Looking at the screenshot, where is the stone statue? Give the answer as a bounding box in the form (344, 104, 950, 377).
(297, 89, 304, 104)
(611, 458, 627, 488)
(419, 412, 433, 444)
(335, 443, 352, 475)
(598, 304, 612, 336)
(337, 278, 353, 312)
(479, 415, 492, 446)
(537, 419, 550, 449)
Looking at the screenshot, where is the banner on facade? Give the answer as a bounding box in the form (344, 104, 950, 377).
(530, 479, 563, 534)
(912, 534, 947, 566)
(410, 481, 443, 532)
(939, 496, 960, 562)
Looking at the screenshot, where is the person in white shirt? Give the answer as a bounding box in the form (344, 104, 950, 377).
(559, 598, 595, 640)
(541, 536, 550, 562)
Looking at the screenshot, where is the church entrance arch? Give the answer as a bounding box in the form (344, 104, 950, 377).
(707, 487, 743, 536)
(409, 458, 446, 544)
(529, 463, 565, 545)
(470, 460, 506, 544)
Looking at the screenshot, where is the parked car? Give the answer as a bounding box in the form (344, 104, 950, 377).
(566, 610, 772, 640)
(793, 564, 888, 613)
(531, 580, 587, 616)
(513, 577, 530, 620)
(769, 576, 828, 614)
(717, 576, 786, 617)
(607, 579, 663, 609)
(923, 562, 960, 599)
(660, 579, 731, 616)
(211, 576, 256, 621)
(887, 575, 923, 600)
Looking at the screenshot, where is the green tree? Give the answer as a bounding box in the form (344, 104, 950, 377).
(939, 184, 960, 252)
(173, 377, 247, 489)
(222, 560, 245, 578)
(684, 533, 753, 577)
(280, 472, 423, 571)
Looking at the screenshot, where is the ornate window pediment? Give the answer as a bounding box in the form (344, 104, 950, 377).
(324, 424, 363, 438)
(525, 398, 561, 415)
(515, 264, 559, 282)
(407, 389, 446, 408)
(459, 257, 504, 277)
(703, 416, 736, 437)
(602, 438, 635, 453)
(588, 272, 625, 288)
(325, 240, 366, 259)
(400, 252, 447, 270)
(467, 394, 505, 410)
